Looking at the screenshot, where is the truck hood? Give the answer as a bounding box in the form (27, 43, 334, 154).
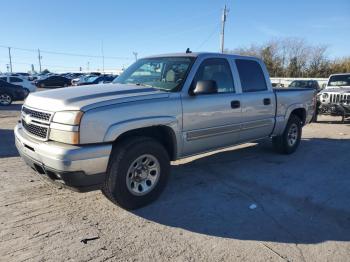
(24, 83, 169, 112)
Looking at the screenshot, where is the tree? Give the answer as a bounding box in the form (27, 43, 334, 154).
(227, 38, 348, 78)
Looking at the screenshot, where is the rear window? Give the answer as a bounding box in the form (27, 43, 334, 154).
(235, 59, 267, 92)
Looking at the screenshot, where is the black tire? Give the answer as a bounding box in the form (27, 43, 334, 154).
(272, 114, 302, 154)
(103, 137, 170, 210)
(0, 92, 13, 106)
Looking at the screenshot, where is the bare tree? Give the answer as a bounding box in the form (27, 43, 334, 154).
(227, 38, 348, 78)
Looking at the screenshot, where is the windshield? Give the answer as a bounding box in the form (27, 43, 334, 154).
(86, 76, 99, 83)
(113, 57, 194, 91)
(328, 74, 350, 87)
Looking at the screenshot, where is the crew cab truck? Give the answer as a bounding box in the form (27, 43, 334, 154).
(15, 53, 315, 209)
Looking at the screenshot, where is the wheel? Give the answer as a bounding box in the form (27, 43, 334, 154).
(103, 137, 170, 210)
(0, 93, 13, 106)
(40, 83, 45, 88)
(272, 114, 302, 154)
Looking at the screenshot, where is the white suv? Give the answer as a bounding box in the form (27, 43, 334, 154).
(0, 76, 37, 95)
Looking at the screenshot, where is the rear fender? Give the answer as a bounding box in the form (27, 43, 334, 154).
(272, 103, 307, 136)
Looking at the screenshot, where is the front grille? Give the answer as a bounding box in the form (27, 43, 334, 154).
(22, 121, 48, 139)
(329, 93, 350, 104)
(22, 106, 52, 122)
(21, 106, 52, 140)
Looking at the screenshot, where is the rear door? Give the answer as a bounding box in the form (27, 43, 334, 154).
(181, 57, 242, 156)
(234, 58, 275, 142)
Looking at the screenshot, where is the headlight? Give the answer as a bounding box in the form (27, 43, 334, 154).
(322, 93, 329, 99)
(50, 111, 83, 144)
(52, 111, 83, 125)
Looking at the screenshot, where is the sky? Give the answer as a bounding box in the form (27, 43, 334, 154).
(0, 0, 349, 73)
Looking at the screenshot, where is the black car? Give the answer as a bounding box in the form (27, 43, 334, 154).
(35, 75, 71, 88)
(0, 80, 27, 105)
(77, 75, 116, 86)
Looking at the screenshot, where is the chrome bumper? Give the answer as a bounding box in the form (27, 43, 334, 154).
(14, 123, 112, 176)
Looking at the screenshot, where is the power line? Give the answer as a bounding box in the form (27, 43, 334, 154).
(196, 23, 221, 50)
(0, 44, 133, 60)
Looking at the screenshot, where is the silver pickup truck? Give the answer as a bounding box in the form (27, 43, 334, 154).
(15, 52, 315, 209)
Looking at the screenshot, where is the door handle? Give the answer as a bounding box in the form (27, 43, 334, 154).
(231, 100, 240, 109)
(263, 98, 271, 105)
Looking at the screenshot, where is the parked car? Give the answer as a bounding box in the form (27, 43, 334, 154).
(272, 83, 285, 88)
(0, 80, 27, 105)
(71, 73, 100, 86)
(289, 80, 321, 92)
(316, 73, 350, 122)
(0, 76, 37, 93)
(77, 75, 116, 86)
(35, 75, 71, 88)
(15, 52, 315, 209)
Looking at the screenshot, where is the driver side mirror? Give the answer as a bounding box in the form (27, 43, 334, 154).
(191, 80, 218, 95)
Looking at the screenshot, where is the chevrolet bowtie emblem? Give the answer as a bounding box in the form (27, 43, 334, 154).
(24, 114, 33, 125)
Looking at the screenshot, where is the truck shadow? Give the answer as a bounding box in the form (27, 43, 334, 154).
(0, 129, 19, 158)
(0, 103, 22, 112)
(134, 138, 350, 244)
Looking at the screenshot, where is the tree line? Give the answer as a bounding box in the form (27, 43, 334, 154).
(226, 38, 350, 78)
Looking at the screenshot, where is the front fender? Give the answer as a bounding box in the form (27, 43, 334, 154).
(103, 116, 180, 142)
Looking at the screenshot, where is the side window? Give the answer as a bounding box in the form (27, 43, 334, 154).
(235, 59, 267, 92)
(10, 77, 22, 83)
(194, 58, 235, 93)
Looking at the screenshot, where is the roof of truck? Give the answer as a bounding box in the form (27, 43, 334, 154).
(144, 52, 259, 60)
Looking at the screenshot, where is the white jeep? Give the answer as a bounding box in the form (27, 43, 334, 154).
(317, 73, 350, 122)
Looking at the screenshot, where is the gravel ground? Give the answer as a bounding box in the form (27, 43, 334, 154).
(0, 101, 349, 262)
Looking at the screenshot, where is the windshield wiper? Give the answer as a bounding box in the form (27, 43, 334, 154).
(135, 83, 153, 88)
(133, 82, 170, 92)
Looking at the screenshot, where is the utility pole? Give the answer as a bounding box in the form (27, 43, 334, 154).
(87, 61, 90, 72)
(220, 5, 229, 53)
(133, 52, 138, 61)
(8, 47, 13, 73)
(38, 49, 42, 73)
(101, 41, 105, 73)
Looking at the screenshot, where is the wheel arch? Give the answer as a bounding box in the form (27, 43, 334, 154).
(272, 104, 307, 136)
(290, 107, 306, 125)
(104, 117, 180, 161)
